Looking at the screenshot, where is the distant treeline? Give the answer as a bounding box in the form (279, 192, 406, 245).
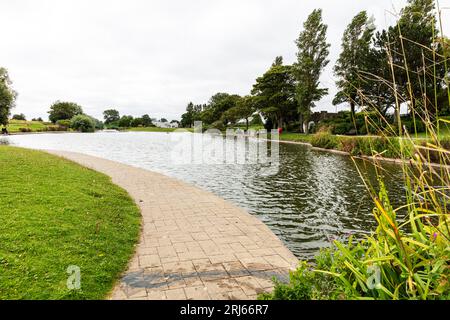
(180, 0, 450, 135)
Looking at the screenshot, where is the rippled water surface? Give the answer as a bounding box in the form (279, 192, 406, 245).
(4, 132, 405, 259)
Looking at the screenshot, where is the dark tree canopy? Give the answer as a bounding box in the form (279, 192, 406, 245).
(0, 68, 17, 126)
(12, 113, 26, 121)
(180, 103, 199, 127)
(293, 9, 330, 132)
(221, 95, 256, 130)
(371, 0, 444, 117)
(141, 114, 153, 127)
(333, 11, 375, 120)
(252, 57, 296, 129)
(118, 115, 133, 128)
(203, 93, 241, 125)
(103, 109, 120, 124)
(70, 114, 96, 133)
(48, 101, 83, 123)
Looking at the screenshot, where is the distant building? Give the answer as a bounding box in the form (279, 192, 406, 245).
(170, 120, 180, 128)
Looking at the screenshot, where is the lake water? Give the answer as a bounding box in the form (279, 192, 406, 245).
(2, 132, 405, 260)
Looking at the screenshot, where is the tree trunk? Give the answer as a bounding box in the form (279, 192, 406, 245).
(350, 101, 357, 135)
(299, 114, 304, 133)
(279, 117, 284, 130)
(246, 118, 249, 131)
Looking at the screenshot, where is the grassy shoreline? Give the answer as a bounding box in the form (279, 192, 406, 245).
(0, 146, 141, 299)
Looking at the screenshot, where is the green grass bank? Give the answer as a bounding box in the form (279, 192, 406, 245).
(0, 146, 141, 299)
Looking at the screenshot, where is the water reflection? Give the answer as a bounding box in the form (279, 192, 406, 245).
(5, 132, 405, 260)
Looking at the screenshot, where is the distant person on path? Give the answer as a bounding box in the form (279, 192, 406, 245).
(1, 127, 8, 135)
(277, 127, 283, 135)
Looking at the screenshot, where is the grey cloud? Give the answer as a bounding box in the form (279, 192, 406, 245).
(1, 0, 448, 121)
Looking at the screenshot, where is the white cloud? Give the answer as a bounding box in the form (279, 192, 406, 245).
(1, 0, 449, 121)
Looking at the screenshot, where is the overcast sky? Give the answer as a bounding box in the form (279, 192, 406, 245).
(1, 0, 449, 121)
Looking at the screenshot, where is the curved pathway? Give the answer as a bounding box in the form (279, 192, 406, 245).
(47, 150, 299, 300)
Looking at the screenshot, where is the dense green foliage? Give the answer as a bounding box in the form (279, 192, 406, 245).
(103, 109, 120, 125)
(48, 101, 83, 124)
(11, 113, 26, 121)
(0, 146, 141, 299)
(103, 109, 155, 129)
(70, 114, 96, 133)
(293, 9, 330, 133)
(0, 68, 16, 126)
(333, 11, 375, 124)
(252, 57, 296, 129)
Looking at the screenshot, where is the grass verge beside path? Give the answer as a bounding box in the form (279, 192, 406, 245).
(0, 146, 141, 299)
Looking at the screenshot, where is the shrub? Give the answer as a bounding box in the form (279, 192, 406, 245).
(259, 255, 341, 300)
(70, 115, 95, 133)
(401, 116, 426, 134)
(106, 124, 120, 130)
(338, 137, 358, 154)
(19, 127, 32, 133)
(12, 114, 26, 121)
(56, 119, 71, 129)
(46, 125, 67, 132)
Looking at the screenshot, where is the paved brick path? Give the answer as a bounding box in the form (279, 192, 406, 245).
(47, 150, 299, 300)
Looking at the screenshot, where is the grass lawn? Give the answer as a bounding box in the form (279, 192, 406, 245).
(279, 132, 313, 144)
(0, 146, 141, 299)
(414, 123, 450, 139)
(5, 120, 50, 133)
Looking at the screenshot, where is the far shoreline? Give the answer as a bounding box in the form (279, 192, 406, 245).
(4, 128, 446, 169)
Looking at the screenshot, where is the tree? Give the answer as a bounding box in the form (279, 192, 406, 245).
(131, 117, 143, 127)
(0, 68, 17, 126)
(180, 102, 204, 127)
(32, 117, 43, 122)
(333, 11, 375, 127)
(103, 109, 120, 125)
(202, 93, 241, 125)
(56, 119, 71, 129)
(141, 114, 153, 127)
(180, 102, 194, 128)
(293, 9, 330, 133)
(118, 115, 133, 128)
(12, 113, 26, 121)
(273, 56, 284, 67)
(91, 117, 104, 130)
(223, 96, 256, 130)
(372, 0, 444, 120)
(160, 118, 168, 123)
(252, 57, 296, 129)
(70, 115, 95, 132)
(48, 101, 83, 123)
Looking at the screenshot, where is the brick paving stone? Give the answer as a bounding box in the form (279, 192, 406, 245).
(47, 151, 299, 301)
(165, 288, 186, 300)
(184, 286, 210, 300)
